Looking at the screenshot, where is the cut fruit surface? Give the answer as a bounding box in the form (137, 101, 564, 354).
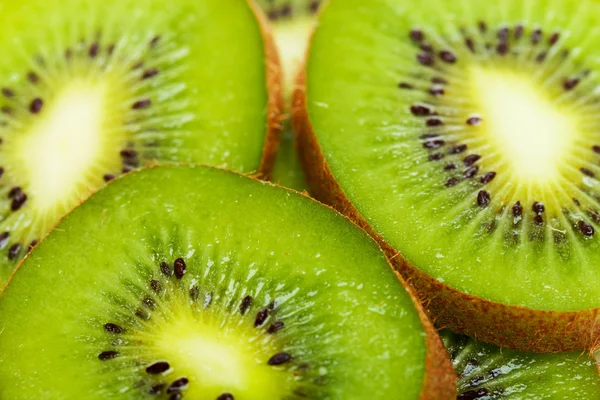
(257, 0, 320, 191)
(442, 330, 600, 399)
(0, 0, 281, 285)
(295, 0, 600, 350)
(0, 165, 455, 399)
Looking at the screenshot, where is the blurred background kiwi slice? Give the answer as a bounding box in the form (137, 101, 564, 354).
(256, 0, 322, 191)
(442, 330, 600, 399)
(295, 0, 600, 351)
(0, 165, 455, 399)
(0, 0, 282, 286)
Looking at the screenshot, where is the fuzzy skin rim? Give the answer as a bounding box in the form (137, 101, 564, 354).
(249, 0, 285, 181)
(292, 64, 600, 354)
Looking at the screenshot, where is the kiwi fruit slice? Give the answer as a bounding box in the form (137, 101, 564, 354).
(294, 0, 600, 351)
(0, 165, 455, 399)
(257, 0, 321, 191)
(442, 330, 600, 398)
(0, 0, 282, 285)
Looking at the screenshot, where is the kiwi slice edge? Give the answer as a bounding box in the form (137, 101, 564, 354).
(292, 0, 600, 352)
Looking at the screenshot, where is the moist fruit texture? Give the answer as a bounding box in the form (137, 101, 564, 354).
(257, 0, 321, 191)
(442, 330, 600, 399)
(294, 0, 600, 351)
(0, 165, 455, 399)
(0, 0, 282, 285)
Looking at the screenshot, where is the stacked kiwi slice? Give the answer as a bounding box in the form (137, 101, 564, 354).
(0, 0, 282, 285)
(0, 166, 455, 398)
(295, 0, 600, 352)
(1, 0, 600, 398)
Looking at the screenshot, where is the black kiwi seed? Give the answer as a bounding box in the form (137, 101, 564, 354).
(463, 154, 481, 166)
(420, 133, 439, 139)
(578, 220, 595, 237)
(174, 258, 186, 279)
(465, 38, 476, 53)
(103, 174, 115, 182)
(536, 52, 547, 63)
(532, 202, 545, 215)
(512, 201, 523, 217)
(423, 139, 445, 149)
(98, 350, 119, 361)
(531, 28, 542, 44)
(217, 394, 234, 400)
(417, 52, 435, 66)
(439, 50, 457, 63)
(254, 308, 269, 327)
(593, 145, 600, 154)
(496, 42, 509, 55)
(398, 82, 414, 90)
(89, 43, 99, 58)
(420, 42, 434, 52)
(449, 144, 467, 154)
(27, 72, 39, 84)
(120, 149, 138, 159)
(457, 388, 489, 399)
(564, 78, 580, 91)
(464, 166, 479, 179)
(444, 163, 457, 171)
(445, 177, 461, 187)
(135, 308, 150, 320)
(142, 69, 159, 79)
(410, 29, 424, 41)
(29, 239, 38, 248)
(432, 77, 448, 84)
(267, 321, 285, 334)
(10, 192, 27, 211)
(466, 117, 482, 126)
(515, 25, 524, 39)
(239, 295, 253, 315)
(150, 36, 161, 48)
(429, 153, 444, 161)
(168, 378, 189, 392)
(2, 88, 14, 98)
(8, 243, 21, 260)
(146, 361, 170, 374)
(150, 279, 162, 293)
(534, 215, 544, 226)
(8, 186, 22, 198)
(549, 32, 560, 45)
(142, 297, 156, 310)
(0, 232, 8, 248)
(497, 27, 509, 41)
(477, 190, 491, 207)
(480, 172, 496, 184)
(103, 323, 125, 334)
(410, 104, 432, 116)
(29, 98, 43, 114)
(268, 352, 292, 366)
(169, 393, 182, 400)
(0, 167, 4, 178)
(426, 118, 443, 126)
(581, 168, 595, 178)
(429, 86, 445, 96)
(478, 21, 487, 33)
(132, 99, 152, 110)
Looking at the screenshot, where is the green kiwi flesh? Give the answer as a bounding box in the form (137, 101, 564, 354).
(257, 0, 321, 191)
(298, 0, 600, 348)
(0, 0, 277, 285)
(442, 330, 600, 399)
(0, 165, 455, 399)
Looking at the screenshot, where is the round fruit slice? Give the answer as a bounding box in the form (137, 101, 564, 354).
(442, 331, 600, 399)
(0, 165, 455, 399)
(294, 0, 600, 351)
(0, 0, 282, 285)
(256, 0, 321, 191)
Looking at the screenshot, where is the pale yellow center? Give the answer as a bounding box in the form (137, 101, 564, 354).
(152, 314, 289, 399)
(469, 67, 577, 184)
(12, 80, 120, 212)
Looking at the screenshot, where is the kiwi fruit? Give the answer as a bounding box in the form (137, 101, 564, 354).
(256, 0, 321, 191)
(442, 330, 600, 398)
(294, 0, 600, 351)
(0, 0, 282, 286)
(0, 165, 456, 399)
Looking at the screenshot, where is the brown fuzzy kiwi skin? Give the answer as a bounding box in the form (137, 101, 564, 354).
(1, 162, 456, 398)
(292, 64, 600, 353)
(248, 0, 285, 181)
